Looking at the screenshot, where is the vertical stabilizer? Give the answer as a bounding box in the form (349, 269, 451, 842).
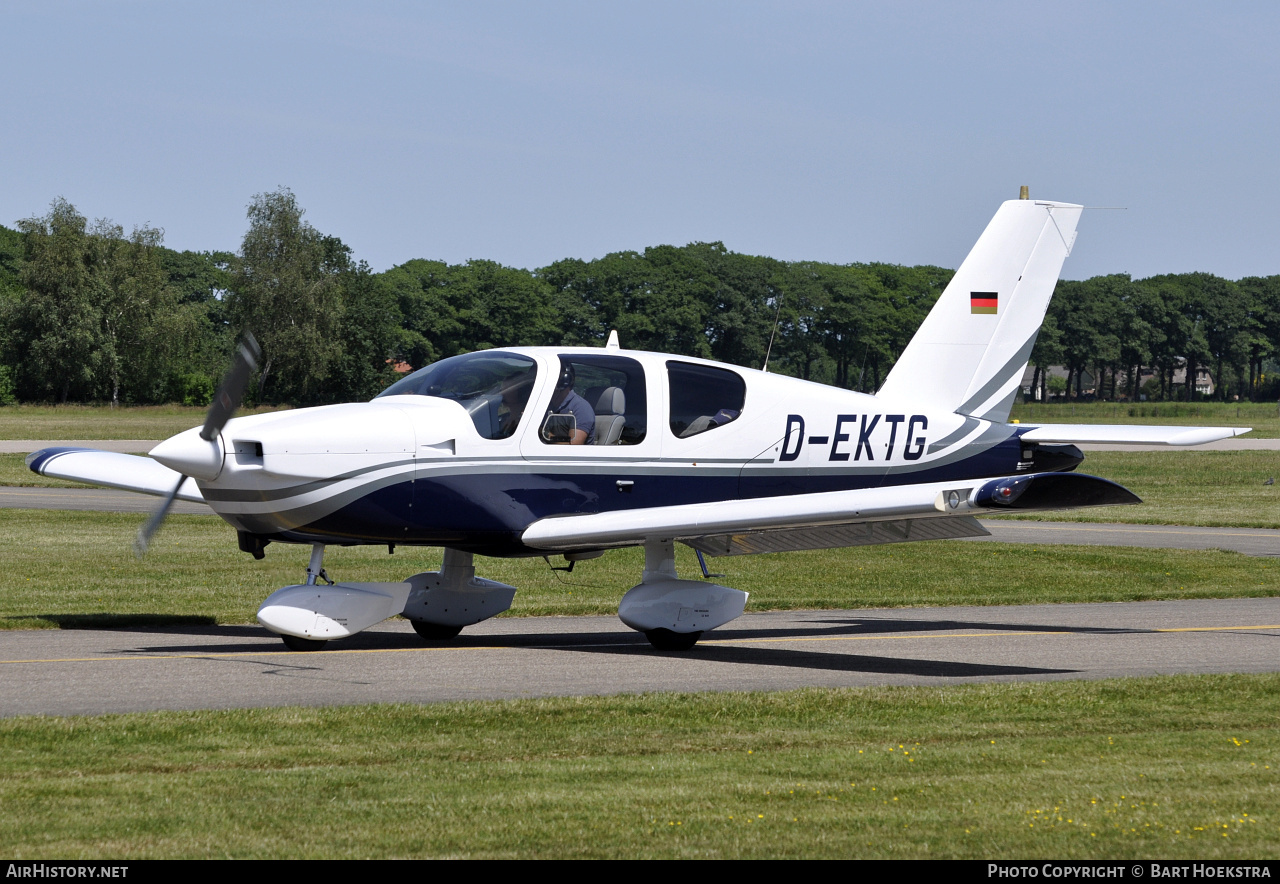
(877, 199, 1082, 422)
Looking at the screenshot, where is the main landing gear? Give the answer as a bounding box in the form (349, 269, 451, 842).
(643, 628, 703, 651)
(409, 620, 463, 640)
(618, 539, 748, 651)
(257, 541, 748, 653)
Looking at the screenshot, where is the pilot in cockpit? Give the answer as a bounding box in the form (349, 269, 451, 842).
(544, 364, 595, 445)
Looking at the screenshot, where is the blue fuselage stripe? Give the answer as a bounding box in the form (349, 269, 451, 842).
(277, 436, 1024, 554)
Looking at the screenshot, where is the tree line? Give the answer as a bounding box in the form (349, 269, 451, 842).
(1, 189, 1277, 407)
(1033, 272, 1280, 403)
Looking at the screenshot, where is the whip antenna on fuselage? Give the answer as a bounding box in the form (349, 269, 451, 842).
(761, 291, 784, 373)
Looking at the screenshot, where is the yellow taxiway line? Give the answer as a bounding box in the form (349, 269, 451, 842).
(701, 624, 1280, 646)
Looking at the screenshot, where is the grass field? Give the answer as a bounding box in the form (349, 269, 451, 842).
(0, 676, 1274, 858)
(1010, 399, 1279, 437)
(0, 404, 283, 441)
(0, 509, 1274, 629)
(2, 403, 1275, 530)
(994, 449, 1280, 528)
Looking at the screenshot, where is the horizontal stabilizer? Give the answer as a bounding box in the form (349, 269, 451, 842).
(974, 472, 1140, 510)
(1018, 425, 1251, 446)
(26, 447, 205, 502)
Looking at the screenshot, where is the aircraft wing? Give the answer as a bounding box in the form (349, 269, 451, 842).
(26, 447, 205, 503)
(1018, 424, 1251, 446)
(522, 471, 1137, 556)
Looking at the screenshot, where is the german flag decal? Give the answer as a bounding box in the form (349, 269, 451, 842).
(970, 291, 998, 314)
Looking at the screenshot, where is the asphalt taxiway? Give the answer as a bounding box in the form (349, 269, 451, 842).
(970, 520, 1280, 556)
(1, 598, 1276, 717)
(0, 486, 211, 514)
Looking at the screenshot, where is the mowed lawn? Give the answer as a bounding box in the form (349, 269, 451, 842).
(2, 404, 1275, 529)
(994, 449, 1280, 528)
(0, 676, 1275, 858)
(0, 404, 281, 441)
(1, 447, 1273, 525)
(0, 398, 1274, 439)
(1010, 399, 1279, 437)
(3, 444, 1277, 629)
(0, 509, 1275, 628)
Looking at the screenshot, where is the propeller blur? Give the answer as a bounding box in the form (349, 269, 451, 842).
(133, 333, 261, 556)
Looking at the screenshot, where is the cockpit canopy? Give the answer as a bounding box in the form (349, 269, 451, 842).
(378, 350, 742, 445)
(376, 351, 537, 439)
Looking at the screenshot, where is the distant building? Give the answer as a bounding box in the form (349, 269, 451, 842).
(1022, 359, 1215, 402)
(1134, 361, 1215, 398)
(1021, 365, 1093, 401)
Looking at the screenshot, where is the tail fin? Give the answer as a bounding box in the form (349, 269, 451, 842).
(876, 198, 1082, 423)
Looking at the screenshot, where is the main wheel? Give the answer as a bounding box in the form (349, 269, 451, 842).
(645, 628, 702, 651)
(410, 620, 464, 641)
(281, 634, 328, 651)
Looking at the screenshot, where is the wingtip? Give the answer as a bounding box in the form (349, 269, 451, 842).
(25, 446, 92, 473)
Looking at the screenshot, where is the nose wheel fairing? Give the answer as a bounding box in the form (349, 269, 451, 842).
(258, 581, 413, 641)
(256, 547, 517, 649)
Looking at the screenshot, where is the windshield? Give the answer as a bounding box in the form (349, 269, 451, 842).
(376, 351, 538, 439)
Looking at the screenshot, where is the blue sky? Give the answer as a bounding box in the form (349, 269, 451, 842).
(4, 1, 1277, 280)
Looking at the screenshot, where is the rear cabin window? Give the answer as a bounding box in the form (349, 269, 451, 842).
(667, 361, 746, 438)
(540, 355, 647, 446)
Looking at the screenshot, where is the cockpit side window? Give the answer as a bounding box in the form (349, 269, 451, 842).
(376, 351, 537, 440)
(540, 355, 648, 446)
(667, 361, 746, 438)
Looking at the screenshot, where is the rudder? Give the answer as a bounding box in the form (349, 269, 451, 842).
(876, 198, 1082, 422)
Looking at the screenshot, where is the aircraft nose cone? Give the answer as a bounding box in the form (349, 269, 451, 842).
(150, 427, 225, 481)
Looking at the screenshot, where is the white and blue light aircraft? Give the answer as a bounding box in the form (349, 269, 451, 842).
(28, 196, 1249, 651)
